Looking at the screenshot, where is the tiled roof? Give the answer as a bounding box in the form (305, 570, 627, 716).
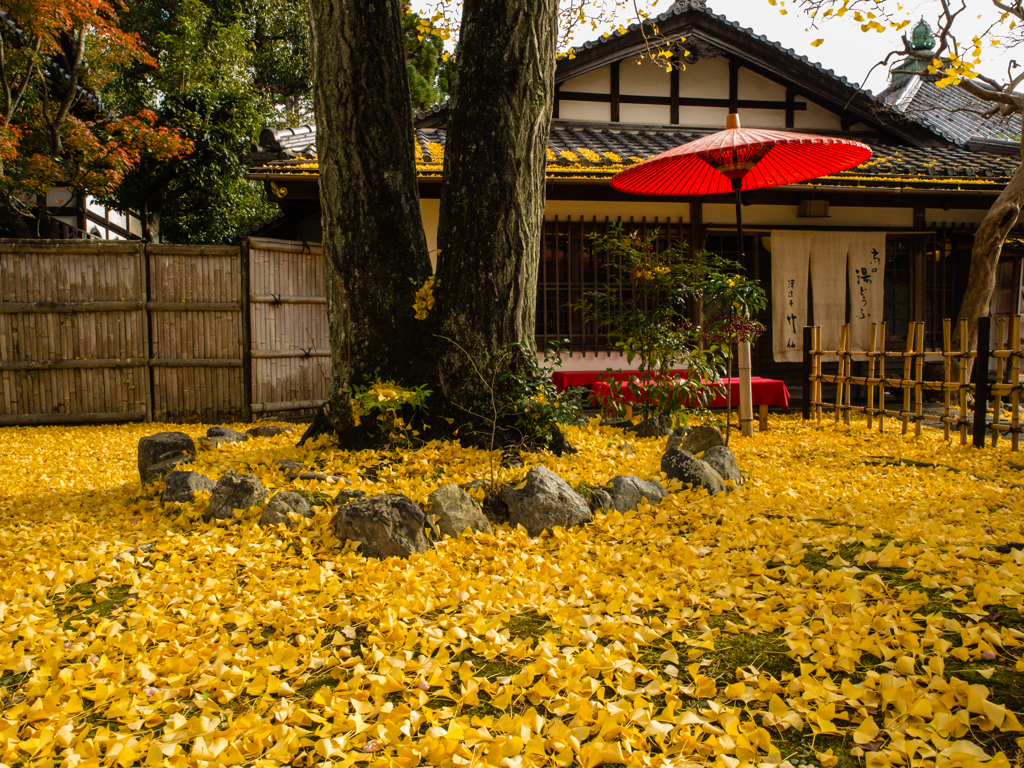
(250, 125, 1019, 191)
(880, 76, 1022, 146)
(0, 10, 108, 117)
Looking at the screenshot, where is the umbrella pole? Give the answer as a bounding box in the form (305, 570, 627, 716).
(732, 179, 754, 440)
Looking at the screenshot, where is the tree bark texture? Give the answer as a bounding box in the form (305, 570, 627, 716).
(434, 0, 558, 420)
(306, 0, 431, 423)
(955, 157, 1024, 358)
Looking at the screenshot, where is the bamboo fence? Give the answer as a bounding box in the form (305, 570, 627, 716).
(0, 238, 330, 425)
(806, 316, 1023, 450)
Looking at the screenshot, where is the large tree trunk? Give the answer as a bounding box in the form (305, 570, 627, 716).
(305, 0, 432, 436)
(434, 0, 557, 425)
(955, 157, 1024, 359)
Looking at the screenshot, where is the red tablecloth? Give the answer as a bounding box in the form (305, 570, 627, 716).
(590, 376, 790, 410)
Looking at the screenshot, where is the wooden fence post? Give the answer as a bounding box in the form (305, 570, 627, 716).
(959, 317, 970, 445)
(241, 238, 253, 423)
(993, 317, 1006, 447)
(943, 318, 952, 441)
(866, 323, 878, 430)
(802, 326, 814, 420)
(142, 241, 155, 423)
(973, 316, 992, 448)
(1011, 315, 1021, 453)
(139, 241, 153, 423)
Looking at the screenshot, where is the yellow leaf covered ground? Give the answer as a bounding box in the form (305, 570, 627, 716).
(2, 416, 1024, 768)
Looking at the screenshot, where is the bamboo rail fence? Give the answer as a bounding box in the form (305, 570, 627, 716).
(0, 238, 329, 425)
(804, 316, 1023, 450)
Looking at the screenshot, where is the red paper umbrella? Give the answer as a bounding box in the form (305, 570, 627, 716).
(610, 114, 870, 442)
(611, 113, 872, 197)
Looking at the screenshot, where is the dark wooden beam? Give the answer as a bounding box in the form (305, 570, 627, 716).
(729, 59, 740, 113)
(785, 89, 797, 129)
(553, 84, 560, 119)
(670, 63, 680, 125)
(611, 61, 620, 123)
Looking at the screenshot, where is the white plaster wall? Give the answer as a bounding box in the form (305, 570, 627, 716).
(702, 203, 914, 229)
(619, 56, 670, 97)
(737, 68, 786, 101)
(619, 104, 672, 125)
(420, 197, 440, 271)
(46, 187, 75, 208)
(537, 350, 647, 372)
(734, 108, 786, 129)
(545, 200, 689, 223)
(678, 57, 729, 99)
(107, 209, 127, 229)
(559, 101, 612, 122)
(793, 98, 843, 131)
(129, 216, 142, 238)
(677, 105, 730, 128)
(562, 67, 610, 94)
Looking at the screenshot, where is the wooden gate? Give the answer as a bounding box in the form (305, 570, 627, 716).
(246, 238, 329, 417)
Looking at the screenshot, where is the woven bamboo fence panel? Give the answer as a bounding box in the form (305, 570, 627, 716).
(247, 238, 329, 416)
(807, 317, 1022, 450)
(0, 241, 149, 425)
(147, 244, 245, 422)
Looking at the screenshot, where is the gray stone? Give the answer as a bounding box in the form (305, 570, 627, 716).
(247, 425, 291, 438)
(458, 478, 488, 491)
(260, 491, 313, 527)
(661, 448, 726, 495)
(665, 426, 690, 452)
(205, 471, 268, 521)
(276, 459, 304, 471)
(138, 432, 196, 484)
(200, 427, 249, 449)
(502, 466, 592, 537)
(702, 445, 743, 485)
(332, 493, 433, 558)
(161, 470, 215, 505)
(600, 475, 667, 512)
(427, 484, 493, 537)
(679, 425, 725, 456)
(600, 417, 634, 429)
(334, 488, 367, 505)
(627, 414, 673, 438)
(593, 489, 613, 511)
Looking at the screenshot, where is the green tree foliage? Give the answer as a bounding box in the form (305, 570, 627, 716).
(0, 0, 190, 238)
(103, 0, 452, 243)
(102, 0, 278, 243)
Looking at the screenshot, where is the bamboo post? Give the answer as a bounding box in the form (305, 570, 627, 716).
(973, 316, 992, 449)
(993, 317, 1006, 448)
(738, 340, 754, 437)
(901, 324, 915, 435)
(844, 324, 853, 426)
(866, 323, 878, 430)
(802, 326, 814, 420)
(814, 326, 823, 421)
(959, 317, 970, 446)
(1012, 315, 1021, 452)
(834, 324, 848, 423)
(914, 321, 925, 438)
(878, 322, 886, 434)
(943, 318, 951, 441)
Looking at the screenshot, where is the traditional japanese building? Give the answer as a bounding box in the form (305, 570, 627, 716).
(246, 1, 1023, 386)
